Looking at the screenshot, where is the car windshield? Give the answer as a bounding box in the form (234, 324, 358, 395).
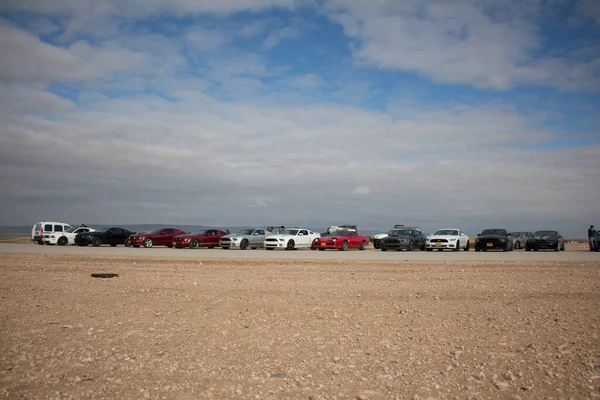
(281, 229, 300, 235)
(330, 231, 350, 236)
(191, 230, 207, 235)
(434, 230, 459, 236)
(236, 229, 255, 235)
(65, 227, 77, 233)
(390, 230, 412, 235)
(481, 229, 506, 236)
(534, 230, 558, 236)
(147, 228, 163, 234)
(99, 227, 110, 233)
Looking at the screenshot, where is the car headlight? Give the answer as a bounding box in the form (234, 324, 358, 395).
(500, 239, 506, 242)
(183, 238, 190, 242)
(332, 238, 337, 242)
(279, 238, 285, 241)
(449, 238, 457, 241)
(232, 237, 239, 241)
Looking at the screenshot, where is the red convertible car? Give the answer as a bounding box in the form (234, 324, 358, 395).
(172, 229, 230, 249)
(312, 230, 370, 251)
(126, 228, 188, 248)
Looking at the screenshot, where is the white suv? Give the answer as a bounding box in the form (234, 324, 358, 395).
(31, 221, 95, 246)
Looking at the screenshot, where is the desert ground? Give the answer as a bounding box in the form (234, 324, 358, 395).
(1, 247, 599, 399)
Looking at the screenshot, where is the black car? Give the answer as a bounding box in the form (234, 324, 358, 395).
(75, 227, 133, 247)
(380, 228, 426, 251)
(525, 230, 565, 252)
(474, 229, 513, 252)
(592, 232, 600, 252)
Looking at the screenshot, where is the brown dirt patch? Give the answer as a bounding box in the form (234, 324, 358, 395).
(1, 254, 599, 399)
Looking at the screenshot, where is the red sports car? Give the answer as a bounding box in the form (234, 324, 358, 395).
(126, 228, 188, 248)
(312, 230, 370, 251)
(172, 229, 230, 249)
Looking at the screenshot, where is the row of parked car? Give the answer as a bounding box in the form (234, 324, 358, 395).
(370, 226, 567, 252)
(31, 222, 577, 252)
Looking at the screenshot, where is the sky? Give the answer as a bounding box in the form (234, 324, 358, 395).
(0, 0, 599, 238)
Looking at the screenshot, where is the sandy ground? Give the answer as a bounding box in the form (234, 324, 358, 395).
(1, 253, 599, 400)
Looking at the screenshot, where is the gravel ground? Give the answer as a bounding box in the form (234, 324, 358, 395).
(1, 253, 599, 400)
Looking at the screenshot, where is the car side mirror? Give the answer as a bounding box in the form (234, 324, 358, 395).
(477, 233, 480, 236)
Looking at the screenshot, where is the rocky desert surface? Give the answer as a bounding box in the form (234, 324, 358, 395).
(1, 253, 599, 400)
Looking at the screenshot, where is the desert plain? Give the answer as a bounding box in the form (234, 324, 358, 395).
(1, 244, 599, 399)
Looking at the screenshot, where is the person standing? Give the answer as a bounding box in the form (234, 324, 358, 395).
(589, 225, 596, 250)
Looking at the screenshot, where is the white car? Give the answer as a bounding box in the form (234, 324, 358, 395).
(32, 221, 94, 245)
(44, 225, 95, 246)
(426, 229, 470, 251)
(264, 228, 320, 250)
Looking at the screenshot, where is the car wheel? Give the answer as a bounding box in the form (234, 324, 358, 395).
(503, 242, 509, 252)
(318, 248, 325, 251)
(380, 245, 387, 252)
(407, 241, 414, 251)
(92, 237, 102, 247)
(560, 243, 565, 251)
(286, 240, 295, 250)
(465, 241, 470, 251)
(453, 242, 459, 252)
(420, 243, 426, 251)
(373, 242, 380, 249)
(143, 238, 153, 248)
(190, 239, 199, 249)
(339, 241, 348, 251)
(359, 241, 366, 251)
(57, 237, 68, 246)
(554, 242, 560, 252)
(240, 239, 249, 250)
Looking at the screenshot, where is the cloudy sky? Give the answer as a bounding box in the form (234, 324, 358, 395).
(0, 0, 599, 237)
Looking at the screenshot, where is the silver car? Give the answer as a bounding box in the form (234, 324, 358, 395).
(510, 232, 534, 250)
(220, 228, 268, 250)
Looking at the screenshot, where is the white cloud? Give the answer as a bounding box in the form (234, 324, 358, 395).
(353, 186, 370, 195)
(1, 82, 598, 236)
(263, 25, 302, 48)
(0, 19, 149, 82)
(320, 0, 600, 91)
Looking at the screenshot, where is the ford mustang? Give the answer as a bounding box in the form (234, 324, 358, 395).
(75, 227, 133, 247)
(474, 229, 513, 252)
(264, 228, 320, 250)
(172, 229, 230, 249)
(525, 230, 565, 252)
(379, 227, 426, 251)
(126, 228, 188, 248)
(426, 229, 470, 251)
(312, 230, 369, 251)
(220, 228, 268, 250)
